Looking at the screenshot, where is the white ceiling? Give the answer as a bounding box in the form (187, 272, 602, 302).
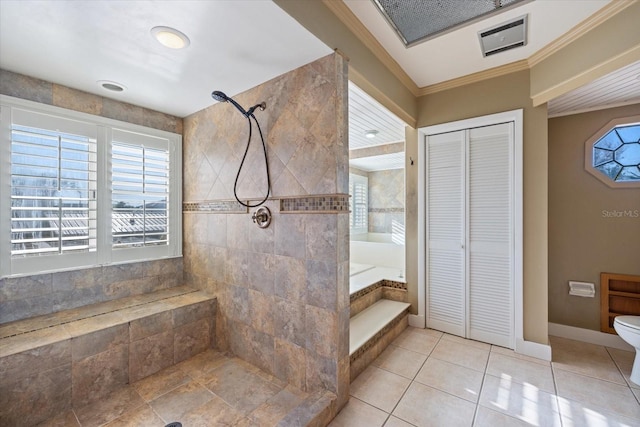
(344, 0, 611, 88)
(349, 82, 406, 149)
(548, 60, 640, 117)
(0, 0, 332, 118)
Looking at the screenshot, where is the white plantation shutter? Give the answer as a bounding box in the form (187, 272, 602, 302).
(349, 173, 368, 234)
(468, 123, 513, 347)
(427, 130, 465, 336)
(1, 97, 182, 277)
(8, 109, 98, 271)
(111, 130, 169, 249)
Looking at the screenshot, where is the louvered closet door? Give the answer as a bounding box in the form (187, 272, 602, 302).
(427, 131, 465, 336)
(467, 123, 513, 348)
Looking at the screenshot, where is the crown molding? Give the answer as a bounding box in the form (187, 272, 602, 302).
(322, 0, 421, 97)
(528, 0, 637, 67)
(325, 0, 633, 101)
(417, 60, 530, 96)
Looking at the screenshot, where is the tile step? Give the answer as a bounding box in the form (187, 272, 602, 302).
(350, 299, 410, 356)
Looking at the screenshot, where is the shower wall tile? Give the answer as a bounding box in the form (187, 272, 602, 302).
(274, 256, 307, 303)
(173, 318, 211, 363)
(182, 53, 349, 408)
(173, 300, 214, 328)
(249, 289, 275, 336)
(305, 305, 338, 359)
(0, 69, 53, 104)
(53, 85, 103, 116)
(71, 344, 129, 407)
(130, 311, 173, 342)
(274, 297, 306, 348)
(274, 214, 306, 258)
(129, 330, 174, 382)
(0, 259, 183, 324)
(71, 324, 128, 362)
(367, 169, 405, 234)
(306, 353, 337, 394)
(306, 259, 338, 311)
(305, 215, 337, 261)
(0, 274, 52, 302)
(0, 69, 182, 134)
(0, 363, 72, 426)
(225, 250, 250, 287)
(248, 253, 276, 295)
(274, 338, 306, 390)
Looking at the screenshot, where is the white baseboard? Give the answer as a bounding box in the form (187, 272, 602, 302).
(548, 322, 634, 351)
(515, 338, 552, 361)
(408, 314, 425, 328)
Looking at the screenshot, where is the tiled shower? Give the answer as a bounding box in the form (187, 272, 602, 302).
(0, 52, 351, 424)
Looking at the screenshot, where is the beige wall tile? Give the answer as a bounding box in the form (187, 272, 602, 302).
(129, 330, 174, 382)
(274, 338, 306, 391)
(0, 69, 52, 104)
(130, 311, 173, 341)
(182, 53, 348, 405)
(0, 339, 70, 385)
(72, 344, 129, 407)
(71, 324, 128, 361)
(173, 318, 211, 363)
(53, 85, 103, 116)
(0, 364, 71, 426)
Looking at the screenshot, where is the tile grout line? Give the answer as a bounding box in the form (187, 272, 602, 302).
(469, 343, 494, 426)
(605, 346, 640, 405)
(549, 351, 565, 427)
(382, 330, 443, 426)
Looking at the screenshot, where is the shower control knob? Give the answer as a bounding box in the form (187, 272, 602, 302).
(251, 206, 272, 229)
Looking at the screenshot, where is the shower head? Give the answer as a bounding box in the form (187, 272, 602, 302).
(211, 90, 248, 116)
(211, 90, 229, 103)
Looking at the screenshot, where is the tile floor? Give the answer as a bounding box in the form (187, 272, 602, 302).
(330, 327, 640, 427)
(41, 350, 311, 427)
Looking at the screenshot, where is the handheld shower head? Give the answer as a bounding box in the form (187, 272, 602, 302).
(211, 90, 229, 103)
(211, 90, 248, 116)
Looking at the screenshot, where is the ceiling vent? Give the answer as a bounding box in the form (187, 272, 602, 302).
(478, 14, 528, 57)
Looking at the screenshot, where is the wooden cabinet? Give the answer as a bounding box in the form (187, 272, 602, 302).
(601, 272, 640, 334)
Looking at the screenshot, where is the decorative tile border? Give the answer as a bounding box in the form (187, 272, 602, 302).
(184, 195, 349, 214)
(350, 279, 407, 302)
(183, 201, 248, 213)
(368, 208, 405, 213)
(280, 194, 349, 213)
(349, 308, 409, 363)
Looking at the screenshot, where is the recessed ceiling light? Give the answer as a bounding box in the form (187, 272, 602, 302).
(98, 80, 126, 92)
(151, 26, 190, 49)
(365, 130, 379, 138)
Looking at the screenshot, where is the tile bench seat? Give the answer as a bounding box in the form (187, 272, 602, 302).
(0, 285, 216, 426)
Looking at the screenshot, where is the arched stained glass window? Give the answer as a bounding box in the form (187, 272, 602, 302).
(585, 117, 640, 188)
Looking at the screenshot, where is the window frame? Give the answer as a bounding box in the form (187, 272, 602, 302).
(0, 95, 182, 278)
(584, 115, 640, 189)
(349, 172, 368, 236)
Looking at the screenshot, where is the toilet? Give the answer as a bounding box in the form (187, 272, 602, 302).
(613, 315, 640, 385)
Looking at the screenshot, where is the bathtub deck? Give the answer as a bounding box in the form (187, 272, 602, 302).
(350, 266, 406, 295)
(45, 349, 336, 426)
